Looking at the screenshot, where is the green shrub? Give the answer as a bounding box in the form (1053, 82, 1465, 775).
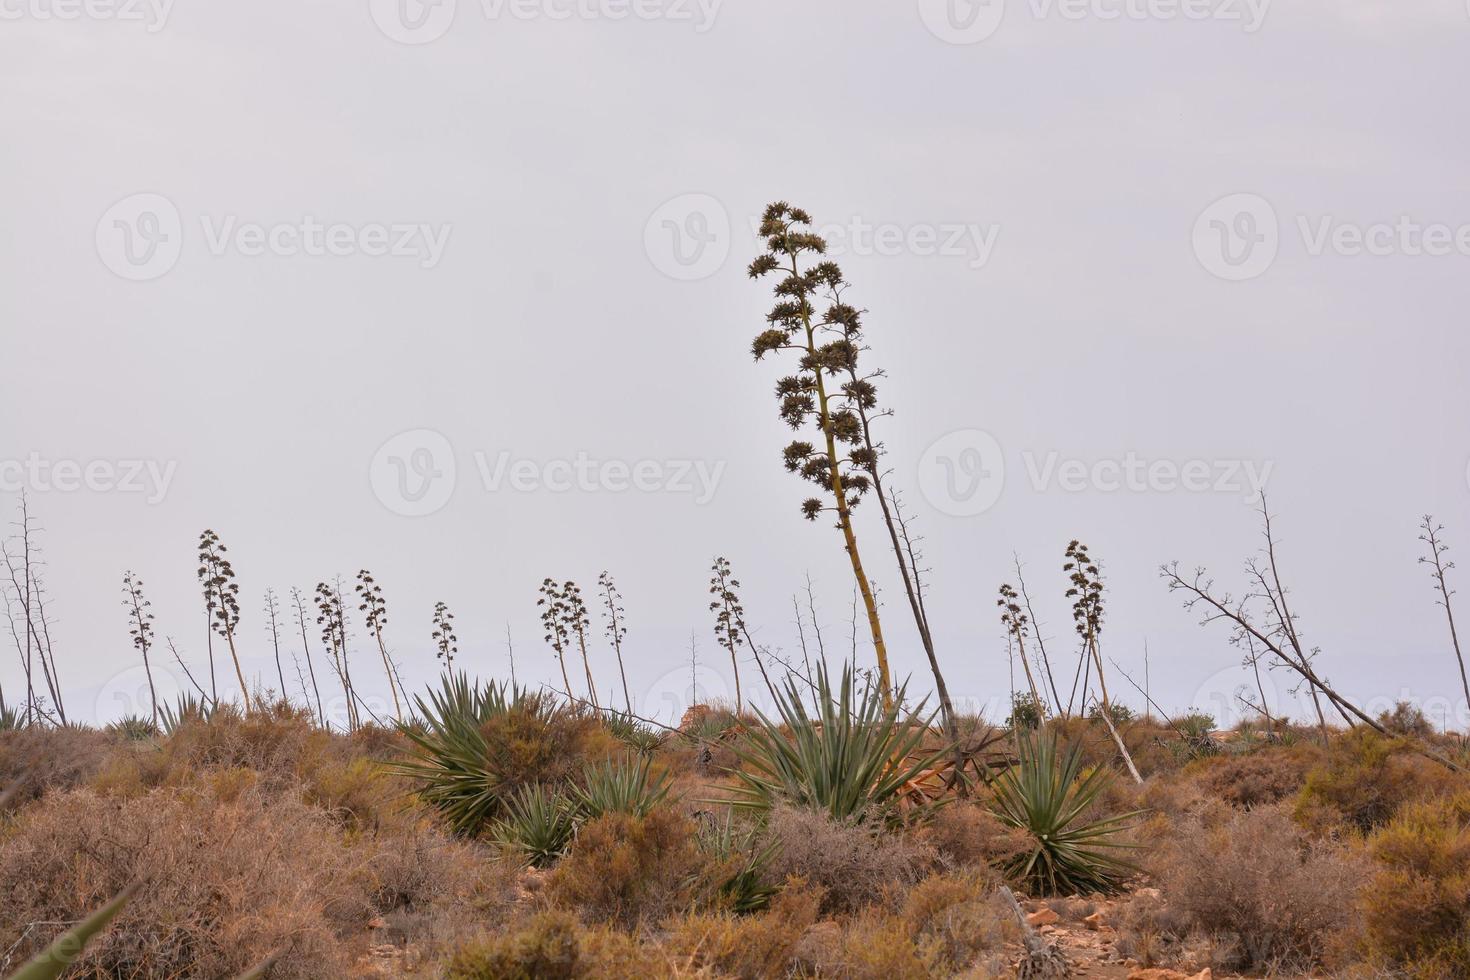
(1359, 794, 1470, 976)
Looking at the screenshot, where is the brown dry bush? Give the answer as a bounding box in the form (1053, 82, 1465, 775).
(444, 910, 668, 979)
(1354, 793, 1470, 977)
(1149, 803, 1363, 971)
(1188, 743, 1320, 809)
(546, 806, 705, 927)
(899, 871, 1015, 971)
(760, 803, 935, 914)
(661, 879, 824, 979)
(0, 783, 371, 978)
(918, 798, 1028, 872)
(363, 823, 521, 950)
(0, 725, 114, 805)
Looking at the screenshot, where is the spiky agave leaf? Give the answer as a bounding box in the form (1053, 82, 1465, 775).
(698, 811, 781, 914)
(721, 663, 948, 823)
(491, 784, 577, 868)
(8, 881, 141, 980)
(570, 754, 672, 821)
(989, 730, 1143, 895)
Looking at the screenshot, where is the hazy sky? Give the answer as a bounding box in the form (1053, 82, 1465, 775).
(3, 0, 1469, 729)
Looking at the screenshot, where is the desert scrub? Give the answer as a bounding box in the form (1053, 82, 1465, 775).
(662, 881, 824, 979)
(918, 798, 1029, 871)
(1296, 728, 1460, 834)
(1151, 803, 1362, 971)
(444, 910, 662, 979)
(1355, 793, 1470, 977)
(899, 871, 1015, 970)
(0, 783, 370, 977)
(1186, 742, 1320, 809)
(760, 803, 934, 914)
(546, 806, 704, 927)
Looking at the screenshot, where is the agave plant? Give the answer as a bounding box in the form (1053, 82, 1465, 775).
(723, 663, 947, 823)
(570, 754, 672, 820)
(491, 784, 577, 868)
(603, 710, 664, 755)
(106, 715, 160, 741)
(390, 673, 562, 836)
(989, 730, 1143, 896)
(0, 696, 20, 733)
(698, 811, 780, 914)
(159, 692, 215, 735)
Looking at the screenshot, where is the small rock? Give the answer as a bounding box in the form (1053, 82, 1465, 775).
(1027, 907, 1061, 927)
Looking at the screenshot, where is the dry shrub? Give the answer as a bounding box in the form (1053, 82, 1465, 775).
(546, 806, 703, 927)
(1296, 729, 1460, 834)
(662, 879, 823, 979)
(900, 871, 1014, 970)
(797, 901, 1011, 980)
(761, 804, 934, 914)
(1355, 793, 1470, 977)
(1114, 890, 1186, 968)
(919, 798, 1028, 872)
(1151, 803, 1362, 971)
(0, 726, 114, 805)
(364, 824, 520, 949)
(444, 910, 664, 979)
(481, 700, 612, 798)
(0, 783, 370, 977)
(1189, 744, 1319, 809)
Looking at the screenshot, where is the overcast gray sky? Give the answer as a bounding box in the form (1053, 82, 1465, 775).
(3, 0, 1469, 729)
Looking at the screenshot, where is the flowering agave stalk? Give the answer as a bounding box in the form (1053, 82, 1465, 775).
(198, 529, 249, 711)
(122, 571, 159, 726)
(748, 202, 892, 704)
(355, 569, 404, 723)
